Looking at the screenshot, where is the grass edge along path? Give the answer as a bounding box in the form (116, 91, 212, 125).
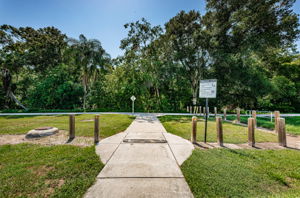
(181, 148, 300, 198)
(0, 143, 103, 198)
(159, 115, 278, 144)
(0, 114, 135, 137)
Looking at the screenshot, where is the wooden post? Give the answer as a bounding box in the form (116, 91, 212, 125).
(191, 116, 197, 143)
(69, 114, 75, 139)
(203, 107, 206, 116)
(248, 118, 255, 147)
(274, 111, 280, 132)
(252, 110, 257, 127)
(216, 117, 223, 146)
(237, 108, 240, 123)
(214, 107, 217, 118)
(186, 106, 189, 113)
(199, 106, 202, 114)
(94, 114, 100, 144)
(190, 106, 193, 114)
(224, 108, 227, 120)
(276, 118, 287, 147)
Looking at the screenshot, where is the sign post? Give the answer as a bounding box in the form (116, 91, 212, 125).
(130, 95, 136, 114)
(199, 79, 217, 143)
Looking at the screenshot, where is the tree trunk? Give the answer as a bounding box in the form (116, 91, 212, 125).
(192, 88, 197, 105)
(82, 74, 88, 111)
(8, 91, 28, 110)
(1, 68, 28, 110)
(83, 84, 87, 111)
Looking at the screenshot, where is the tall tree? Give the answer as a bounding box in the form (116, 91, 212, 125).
(165, 10, 209, 105)
(68, 34, 110, 110)
(203, 0, 300, 108)
(0, 25, 66, 109)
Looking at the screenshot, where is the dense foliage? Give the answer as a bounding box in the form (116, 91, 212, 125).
(1, 0, 299, 112)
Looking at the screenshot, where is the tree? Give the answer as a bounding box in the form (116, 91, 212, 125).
(67, 34, 110, 110)
(203, 0, 299, 108)
(165, 10, 209, 105)
(27, 64, 83, 109)
(0, 25, 67, 109)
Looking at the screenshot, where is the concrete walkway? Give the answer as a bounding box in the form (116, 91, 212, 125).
(84, 114, 194, 198)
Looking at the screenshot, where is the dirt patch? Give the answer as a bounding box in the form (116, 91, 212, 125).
(0, 134, 26, 145)
(28, 165, 54, 177)
(80, 119, 94, 122)
(196, 142, 300, 150)
(0, 130, 94, 147)
(44, 178, 65, 197)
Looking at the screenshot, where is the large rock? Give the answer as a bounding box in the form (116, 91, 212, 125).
(26, 127, 59, 138)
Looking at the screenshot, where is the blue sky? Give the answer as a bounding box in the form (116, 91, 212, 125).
(0, 0, 299, 58)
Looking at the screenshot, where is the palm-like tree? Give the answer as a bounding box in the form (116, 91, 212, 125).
(68, 34, 110, 110)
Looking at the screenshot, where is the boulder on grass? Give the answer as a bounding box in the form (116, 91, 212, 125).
(26, 127, 59, 138)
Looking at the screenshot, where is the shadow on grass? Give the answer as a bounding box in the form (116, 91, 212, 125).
(227, 149, 257, 159)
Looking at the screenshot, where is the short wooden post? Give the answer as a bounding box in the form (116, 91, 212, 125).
(199, 106, 202, 114)
(203, 107, 206, 116)
(274, 111, 280, 132)
(191, 116, 197, 143)
(276, 118, 287, 147)
(214, 107, 217, 117)
(252, 110, 257, 127)
(237, 108, 240, 123)
(223, 108, 227, 120)
(94, 114, 100, 144)
(186, 106, 189, 112)
(69, 114, 75, 139)
(216, 117, 223, 146)
(248, 118, 255, 147)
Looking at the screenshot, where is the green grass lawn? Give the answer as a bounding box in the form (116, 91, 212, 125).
(0, 114, 135, 137)
(159, 115, 277, 143)
(182, 149, 300, 198)
(0, 143, 103, 198)
(227, 115, 300, 135)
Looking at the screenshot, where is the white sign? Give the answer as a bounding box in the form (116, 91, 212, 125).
(199, 79, 217, 98)
(130, 95, 136, 101)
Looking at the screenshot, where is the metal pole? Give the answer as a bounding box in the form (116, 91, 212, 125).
(204, 98, 208, 143)
(132, 101, 134, 114)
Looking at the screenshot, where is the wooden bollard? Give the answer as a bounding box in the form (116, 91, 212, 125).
(274, 111, 280, 132)
(214, 107, 217, 117)
(94, 114, 100, 144)
(191, 116, 197, 143)
(276, 118, 287, 147)
(252, 110, 257, 127)
(186, 106, 189, 112)
(69, 114, 75, 139)
(199, 106, 202, 114)
(224, 108, 227, 120)
(216, 117, 223, 146)
(237, 108, 241, 123)
(248, 118, 255, 147)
